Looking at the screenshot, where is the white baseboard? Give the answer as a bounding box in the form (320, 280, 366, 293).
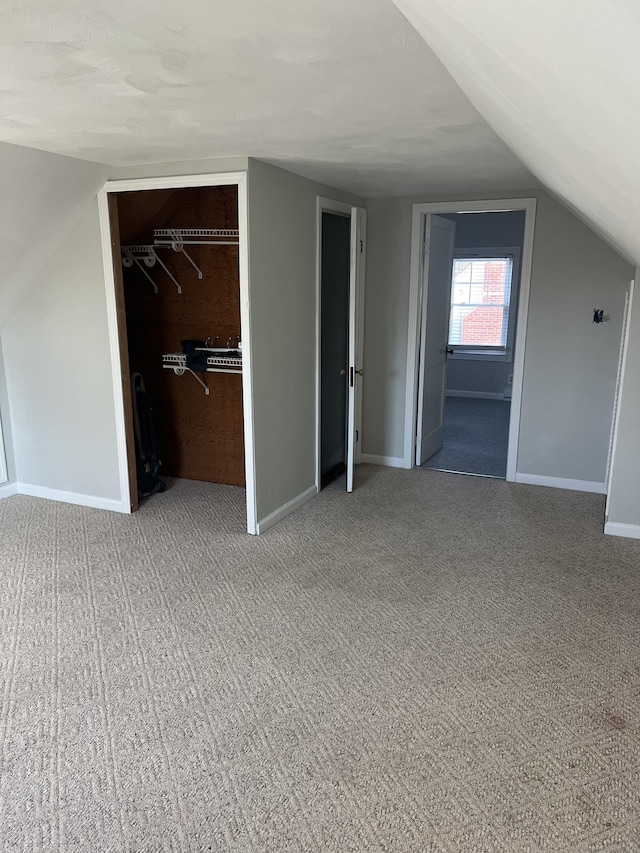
(446, 390, 506, 400)
(17, 483, 130, 513)
(361, 454, 405, 468)
(256, 484, 317, 535)
(515, 473, 606, 494)
(0, 482, 18, 499)
(604, 521, 640, 539)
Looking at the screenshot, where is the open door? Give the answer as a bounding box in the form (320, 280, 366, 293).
(415, 214, 456, 466)
(107, 194, 139, 511)
(318, 199, 366, 494)
(346, 206, 367, 492)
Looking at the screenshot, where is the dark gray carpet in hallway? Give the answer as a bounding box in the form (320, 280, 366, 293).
(423, 396, 511, 478)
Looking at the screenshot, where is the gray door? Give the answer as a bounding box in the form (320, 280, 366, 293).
(320, 211, 351, 487)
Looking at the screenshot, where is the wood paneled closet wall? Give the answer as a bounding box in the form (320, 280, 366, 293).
(115, 185, 245, 487)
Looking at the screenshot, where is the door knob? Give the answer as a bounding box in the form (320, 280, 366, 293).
(356, 368, 364, 376)
(446, 348, 454, 356)
(339, 368, 347, 376)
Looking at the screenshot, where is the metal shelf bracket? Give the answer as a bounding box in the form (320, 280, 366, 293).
(121, 245, 183, 294)
(155, 230, 203, 280)
(166, 365, 209, 395)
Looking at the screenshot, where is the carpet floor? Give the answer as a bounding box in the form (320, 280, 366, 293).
(423, 397, 511, 478)
(1, 468, 640, 852)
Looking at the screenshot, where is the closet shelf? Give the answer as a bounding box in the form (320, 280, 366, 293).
(122, 230, 238, 293)
(154, 228, 239, 246)
(162, 352, 242, 394)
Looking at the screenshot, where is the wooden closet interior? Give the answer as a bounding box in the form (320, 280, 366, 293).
(111, 184, 245, 507)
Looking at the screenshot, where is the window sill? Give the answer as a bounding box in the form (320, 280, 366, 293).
(448, 350, 512, 363)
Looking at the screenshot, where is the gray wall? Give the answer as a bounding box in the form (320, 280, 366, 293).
(362, 198, 413, 461)
(442, 211, 526, 248)
(362, 190, 633, 485)
(606, 270, 640, 527)
(0, 141, 108, 327)
(517, 192, 632, 483)
(0, 142, 108, 492)
(441, 211, 525, 396)
(2, 202, 121, 499)
(0, 340, 15, 484)
(110, 157, 248, 181)
(247, 160, 364, 525)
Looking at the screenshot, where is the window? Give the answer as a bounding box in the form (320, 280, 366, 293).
(448, 250, 519, 359)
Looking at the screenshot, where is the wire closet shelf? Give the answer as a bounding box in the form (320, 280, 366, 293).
(153, 228, 240, 246)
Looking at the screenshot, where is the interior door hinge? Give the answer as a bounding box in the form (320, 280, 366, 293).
(422, 241, 429, 256)
(356, 430, 359, 442)
(415, 434, 421, 447)
(360, 240, 364, 254)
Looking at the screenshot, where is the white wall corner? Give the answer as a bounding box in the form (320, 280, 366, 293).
(604, 521, 640, 540)
(361, 454, 405, 468)
(255, 484, 317, 535)
(515, 473, 606, 494)
(16, 483, 129, 513)
(0, 482, 18, 500)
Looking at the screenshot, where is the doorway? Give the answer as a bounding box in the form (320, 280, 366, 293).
(405, 199, 537, 480)
(320, 211, 351, 487)
(316, 198, 367, 493)
(98, 171, 257, 533)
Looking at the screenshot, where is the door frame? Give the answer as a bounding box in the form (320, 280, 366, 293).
(404, 197, 537, 479)
(605, 278, 635, 516)
(0, 407, 7, 485)
(97, 171, 258, 534)
(315, 197, 367, 491)
(415, 213, 456, 467)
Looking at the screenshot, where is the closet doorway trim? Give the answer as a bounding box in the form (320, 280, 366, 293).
(97, 171, 257, 534)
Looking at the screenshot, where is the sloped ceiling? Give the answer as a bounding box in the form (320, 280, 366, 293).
(391, 0, 640, 263)
(0, 0, 533, 196)
(0, 142, 107, 326)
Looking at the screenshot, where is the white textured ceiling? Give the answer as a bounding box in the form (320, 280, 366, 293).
(0, 0, 534, 196)
(392, 0, 640, 263)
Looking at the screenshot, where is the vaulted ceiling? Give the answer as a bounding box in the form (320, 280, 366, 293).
(1, 0, 634, 262)
(0, 0, 533, 196)
(391, 0, 640, 263)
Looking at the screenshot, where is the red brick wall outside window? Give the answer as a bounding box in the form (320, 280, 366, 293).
(449, 258, 512, 348)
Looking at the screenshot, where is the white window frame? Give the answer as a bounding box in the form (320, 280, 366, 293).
(448, 246, 521, 363)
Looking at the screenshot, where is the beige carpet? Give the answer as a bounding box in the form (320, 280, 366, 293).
(1, 467, 640, 852)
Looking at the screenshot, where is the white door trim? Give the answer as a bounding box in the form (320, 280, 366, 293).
(97, 171, 257, 534)
(404, 197, 537, 480)
(0, 407, 7, 485)
(605, 278, 634, 517)
(315, 197, 366, 491)
(353, 206, 367, 468)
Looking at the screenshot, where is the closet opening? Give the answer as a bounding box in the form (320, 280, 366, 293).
(320, 210, 351, 488)
(105, 180, 251, 527)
